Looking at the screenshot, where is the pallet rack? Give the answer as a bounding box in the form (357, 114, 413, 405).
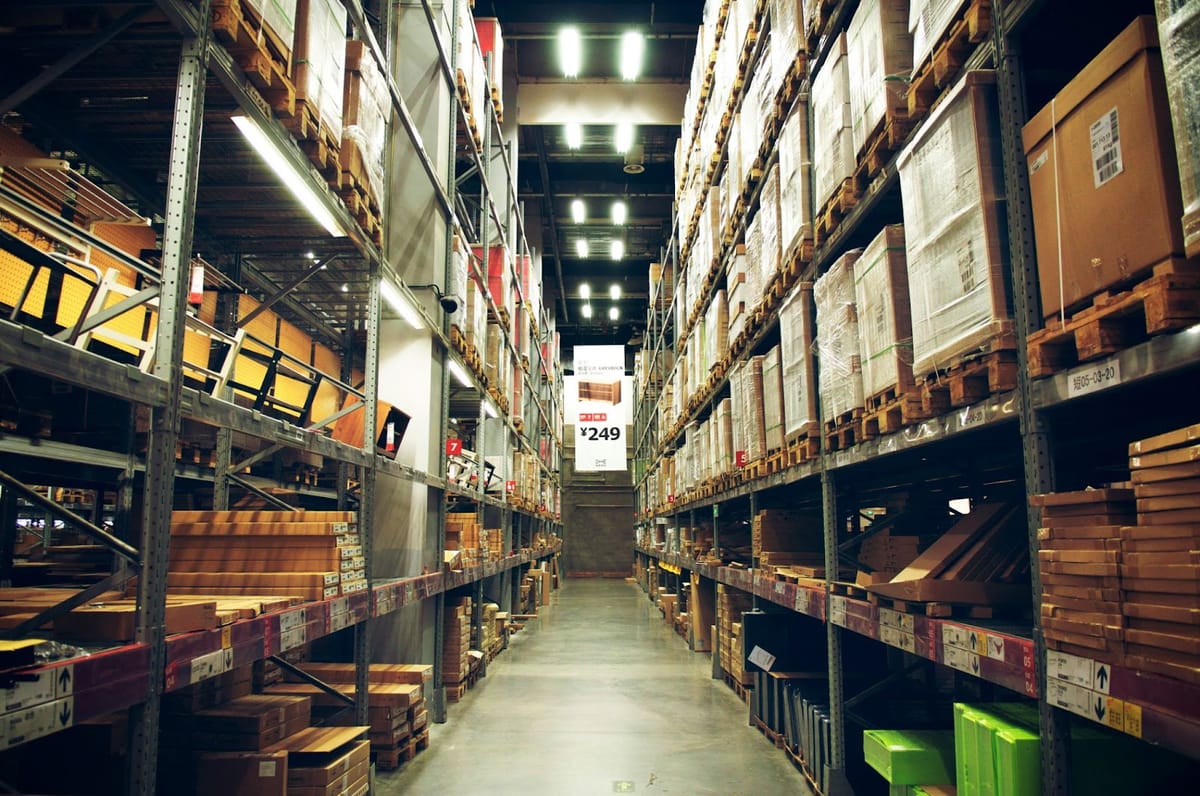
(0, 0, 561, 791)
(633, 1, 1200, 794)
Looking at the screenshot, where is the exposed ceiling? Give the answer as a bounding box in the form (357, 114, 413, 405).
(480, 1, 702, 362)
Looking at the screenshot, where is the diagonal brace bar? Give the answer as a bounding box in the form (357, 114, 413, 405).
(268, 656, 355, 706)
(226, 473, 298, 511)
(0, 569, 136, 640)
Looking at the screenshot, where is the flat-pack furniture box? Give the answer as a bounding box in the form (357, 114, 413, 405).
(778, 99, 813, 261)
(812, 33, 854, 211)
(1156, 0, 1200, 257)
(578, 380, 622, 405)
(1023, 16, 1186, 319)
(815, 249, 864, 421)
(853, 225, 914, 400)
(847, 0, 914, 155)
(779, 282, 819, 444)
(293, 0, 346, 136)
(898, 70, 1010, 378)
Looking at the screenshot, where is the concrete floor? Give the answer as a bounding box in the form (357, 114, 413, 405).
(376, 578, 811, 796)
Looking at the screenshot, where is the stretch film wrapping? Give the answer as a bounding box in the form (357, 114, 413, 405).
(762, 345, 786, 453)
(848, 0, 914, 155)
(730, 362, 746, 465)
(343, 40, 390, 205)
(294, 0, 347, 137)
(898, 71, 1010, 377)
(759, 164, 782, 290)
(718, 398, 733, 473)
(747, 355, 767, 462)
(707, 290, 729, 370)
(772, 0, 806, 82)
(812, 33, 854, 211)
(745, 210, 764, 309)
(1156, 0, 1200, 255)
(779, 98, 814, 259)
(853, 225, 915, 399)
(910, 0, 960, 71)
(779, 282, 819, 442)
(814, 249, 865, 421)
(728, 245, 749, 342)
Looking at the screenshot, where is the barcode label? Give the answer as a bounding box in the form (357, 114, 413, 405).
(1090, 108, 1123, 188)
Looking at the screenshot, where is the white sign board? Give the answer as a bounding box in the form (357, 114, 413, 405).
(571, 346, 629, 472)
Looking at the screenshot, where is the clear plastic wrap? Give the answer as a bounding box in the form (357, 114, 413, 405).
(814, 249, 865, 420)
(343, 40, 389, 206)
(779, 282, 819, 441)
(852, 225, 915, 399)
(727, 112, 744, 208)
(779, 99, 813, 258)
(812, 33, 854, 210)
(732, 0, 756, 54)
(1156, 0, 1200, 255)
(707, 289, 730, 369)
(730, 361, 746, 464)
(898, 71, 1009, 377)
(762, 345, 786, 452)
(747, 355, 767, 461)
(744, 210, 764, 307)
(728, 244, 748, 341)
(909, 0, 961, 71)
(759, 163, 782, 287)
(448, 234, 470, 332)
(772, 0, 806, 85)
(718, 397, 734, 473)
(246, 0, 297, 53)
(848, 0, 913, 155)
(294, 0, 346, 136)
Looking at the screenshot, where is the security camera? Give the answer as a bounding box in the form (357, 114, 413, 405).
(439, 293, 463, 314)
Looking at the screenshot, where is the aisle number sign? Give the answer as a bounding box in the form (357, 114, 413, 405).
(570, 346, 629, 472)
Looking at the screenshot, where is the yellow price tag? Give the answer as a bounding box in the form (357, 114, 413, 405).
(1105, 697, 1125, 732)
(976, 633, 988, 656)
(1123, 703, 1143, 738)
(221, 626, 232, 650)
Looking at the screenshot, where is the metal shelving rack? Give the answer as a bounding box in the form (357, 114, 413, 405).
(0, 0, 562, 790)
(632, 0, 1200, 794)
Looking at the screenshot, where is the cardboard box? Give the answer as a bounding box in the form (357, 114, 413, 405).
(196, 751, 288, 796)
(1155, 0, 1200, 257)
(853, 225, 914, 400)
(847, 0, 914, 155)
(1024, 16, 1185, 319)
(814, 249, 865, 419)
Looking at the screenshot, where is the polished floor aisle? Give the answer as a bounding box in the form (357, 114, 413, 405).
(377, 578, 810, 795)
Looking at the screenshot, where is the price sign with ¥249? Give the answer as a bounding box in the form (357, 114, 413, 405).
(579, 426, 622, 442)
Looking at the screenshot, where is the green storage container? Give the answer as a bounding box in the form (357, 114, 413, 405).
(863, 729, 956, 786)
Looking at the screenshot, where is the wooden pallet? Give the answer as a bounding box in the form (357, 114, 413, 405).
(374, 728, 430, 771)
(281, 101, 339, 178)
(1026, 258, 1200, 377)
(814, 178, 859, 246)
(752, 716, 787, 750)
(445, 681, 467, 703)
(829, 581, 869, 599)
(773, 53, 809, 119)
(907, 0, 993, 118)
(852, 110, 913, 194)
(784, 432, 821, 466)
(212, 0, 295, 117)
(921, 348, 1018, 416)
(823, 408, 862, 452)
(867, 592, 1008, 619)
(805, 0, 840, 50)
(722, 670, 752, 702)
(860, 383, 927, 439)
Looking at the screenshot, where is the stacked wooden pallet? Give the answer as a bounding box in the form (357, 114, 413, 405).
(718, 584, 754, 687)
(168, 510, 364, 601)
(443, 596, 472, 700)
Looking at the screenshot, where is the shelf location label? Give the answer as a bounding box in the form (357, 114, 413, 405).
(1066, 356, 1122, 398)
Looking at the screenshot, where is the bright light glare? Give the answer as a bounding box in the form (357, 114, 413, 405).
(448, 358, 473, 388)
(380, 280, 424, 329)
(231, 115, 344, 237)
(620, 31, 644, 80)
(615, 122, 634, 154)
(579, 283, 591, 299)
(559, 27, 582, 77)
(483, 399, 499, 419)
(581, 304, 593, 319)
(610, 240, 624, 260)
(571, 199, 586, 224)
(609, 306, 619, 320)
(610, 284, 621, 300)
(612, 200, 627, 226)
(576, 239, 589, 258)
(565, 121, 582, 149)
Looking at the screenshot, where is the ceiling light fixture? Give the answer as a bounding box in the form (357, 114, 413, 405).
(610, 284, 621, 300)
(579, 283, 591, 299)
(615, 122, 634, 154)
(571, 198, 586, 224)
(483, 399, 499, 419)
(609, 306, 620, 321)
(620, 31, 644, 81)
(576, 239, 589, 258)
(582, 303, 593, 319)
(610, 240, 624, 260)
(380, 280, 424, 329)
(231, 115, 345, 238)
(612, 200, 627, 226)
(448, 358, 473, 388)
(559, 27, 582, 78)
(565, 121, 582, 150)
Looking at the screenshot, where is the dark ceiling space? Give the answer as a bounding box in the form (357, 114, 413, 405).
(481, 1, 703, 361)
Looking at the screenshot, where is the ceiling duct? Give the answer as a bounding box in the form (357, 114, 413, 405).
(623, 143, 645, 174)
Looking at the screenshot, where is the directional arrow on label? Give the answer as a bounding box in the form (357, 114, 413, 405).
(969, 632, 978, 649)
(972, 656, 980, 674)
(58, 667, 71, 693)
(1096, 666, 1109, 690)
(58, 700, 72, 727)
(1094, 696, 1106, 721)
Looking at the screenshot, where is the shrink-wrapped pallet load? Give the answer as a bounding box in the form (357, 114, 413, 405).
(910, 0, 964, 73)
(778, 99, 814, 262)
(343, 39, 390, 209)
(706, 290, 730, 370)
(779, 283, 819, 444)
(772, 0, 807, 85)
(898, 71, 1010, 378)
(1156, 0, 1200, 257)
(294, 0, 346, 137)
(812, 33, 855, 212)
(746, 355, 767, 462)
(847, 0, 913, 155)
(815, 249, 865, 422)
(762, 345, 786, 453)
(853, 225, 914, 400)
(758, 164, 782, 292)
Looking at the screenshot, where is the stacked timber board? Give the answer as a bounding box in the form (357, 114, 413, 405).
(718, 584, 753, 686)
(443, 596, 472, 698)
(169, 511, 364, 601)
(752, 509, 825, 573)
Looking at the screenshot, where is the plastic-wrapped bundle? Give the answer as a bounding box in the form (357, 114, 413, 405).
(759, 163, 782, 288)
(744, 210, 764, 308)
(812, 33, 854, 211)
(909, 0, 959, 71)
(727, 113, 744, 212)
(852, 225, 915, 399)
(762, 345, 786, 452)
(728, 245, 749, 342)
(772, 0, 806, 85)
(707, 290, 729, 370)
(779, 99, 813, 260)
(779, 282, 819, 442)
(731, 0, 757, 55)
(815, 249, 865, 421)
(747, 355, 767, 461)
(743, 35, 775, 176)
(448, 234, 470, 333)
(343, 40, 390, 207)
(1156, 0, 1200, 257)
(898, 71, 1009, 377)
(848, 0, 913, 155)
(730, 361, 746, 465)
(295, 0, 347, 136)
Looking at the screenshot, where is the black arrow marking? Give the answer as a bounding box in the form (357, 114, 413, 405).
(1096, 666, 1109, 689)
(1094, 697, 1106, 721)
(972, 656, 980, 674)
(58, 667, 71, 693)
(58, 701, 71, 727)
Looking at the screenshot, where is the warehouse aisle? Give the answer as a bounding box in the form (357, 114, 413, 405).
(377, 578, 809, 795)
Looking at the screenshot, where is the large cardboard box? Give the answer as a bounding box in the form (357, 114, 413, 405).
(812, 33, 854, 210)
(1023, 16, 1185, 319)
(853, 225, 914, 400)
(1155, 0, 1200, 257)
(814, 249, 865, 420)
(196, 751, 288, 796)
(847, 0, 914, 155)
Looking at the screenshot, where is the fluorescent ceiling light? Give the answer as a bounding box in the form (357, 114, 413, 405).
(559, 27, 581, 77)
(582, 303, 593, 319)
(612, 200, 627, 226)
(609, 306, 619, 320)
(579, 283, 591, 299)
(615, 122, 634, 154)
(620, 31, 644, 80)
(610, 240, 624, 260)
(576, 239, 589, 258)
(565, 121, 582, 150)
(231, 115, 344, 238)
(448, 358, 473, 388)
(483, 399, 499, 419)
(610, 284, 621, 300)
(571, 199, 586, 224)
(380, 280, 424, 329)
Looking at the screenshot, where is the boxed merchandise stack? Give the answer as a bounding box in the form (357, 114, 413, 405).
(293, 0, 346, 155)
(815, 250, 865, 435)
(454, 0, 486, 132)
(761, 345, 786, 454)
(1023, 16, 1188, 321)
(1030, 488, 1131, 664)
(445, 512, 481, 565)
(771, 0, 807, 83)
(1156, 0, 1200, 257)
(741, 34, 775, 187)
(752, 509, 824, 571)
(898, 71, 1011, 381)
(474, 16, 504, 115)
(717, 584, 754, 685)
(758, 165, 782, 291)
(705, 290, 729, 371)
(778, 98, 813, 264)
(342, 38, 388, 224)
(853, 225, 922, 431)
(716, 398, 734, 474)
(847, 0, 913, 156)
(727, 245, 749, 341)
(862, 728, 954, 792)
(812, 33, 854, 216)
(473, 244, 512, 319)
(779, 282, 819, 450)
(443, 596, 472, 698)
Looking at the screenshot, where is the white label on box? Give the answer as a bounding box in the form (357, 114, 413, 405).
(1066, 357, 1121, 398)
(878, 608, 914, 633)
(1090, 107, 1123, 187)
(828, 596, 847, 627)
(279, 609, 306, 632)
(880, 625, 916, 654)
(279, 627, 307, 653)
(944, 645, 982, 677)
(190, 648, 234, 684)
(1030, 149, 1049, 175)
(2, 671, 55, 713)
(1048, 680, 1093, 720)
(748, 646, 776, 671)
(986, 635, 1006, 661)
(1047, 650, 1094, 688)
(795, 589, 810, 615)
(259, 761, 277, 778)
(942, 624, 970, 651)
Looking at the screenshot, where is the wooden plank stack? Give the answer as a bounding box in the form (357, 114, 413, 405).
(718, 585, 754, 686)
(443, 596, 472, 700)
(1124, 423, 1200, 684)
(1032, 488, 1132, 664)
(752, 509, 825, 573)
(162, 693, 313, 752)
(168, 510, 364, 602)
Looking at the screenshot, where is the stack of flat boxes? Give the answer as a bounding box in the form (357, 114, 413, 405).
(445, 513, 481, 566)
(443, 597, 472, 697)
(814, 250, 864, 426)
(717, 585, 753, 687)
